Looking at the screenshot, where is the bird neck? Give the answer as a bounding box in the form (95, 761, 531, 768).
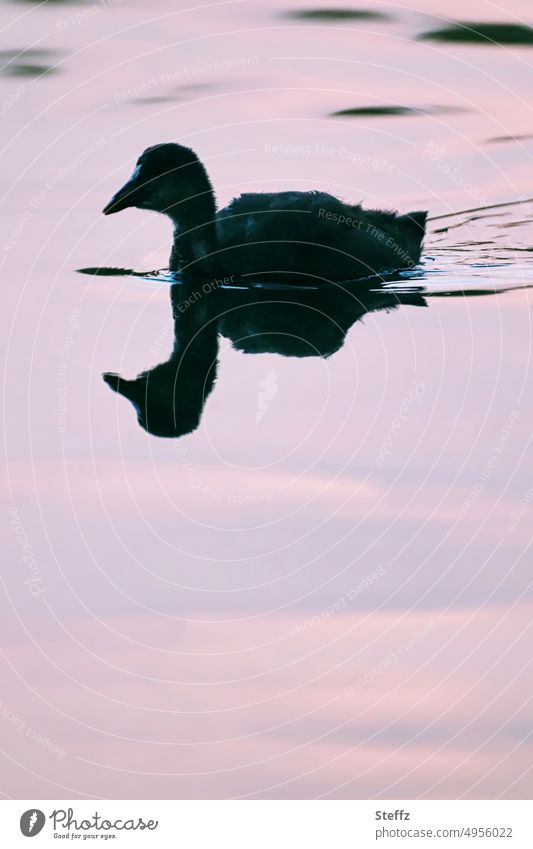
(168, 177, 218, 274)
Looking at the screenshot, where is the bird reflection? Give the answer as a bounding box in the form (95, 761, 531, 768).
(103, 273, 428, 438)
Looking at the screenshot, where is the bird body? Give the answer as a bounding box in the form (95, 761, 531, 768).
(216, 190, 426, 280)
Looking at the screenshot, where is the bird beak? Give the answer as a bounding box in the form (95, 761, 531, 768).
(103, 372, 138, 400)
(102, 167, 143, 215)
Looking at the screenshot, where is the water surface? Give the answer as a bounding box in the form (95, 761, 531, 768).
(2, 0, 533, 799)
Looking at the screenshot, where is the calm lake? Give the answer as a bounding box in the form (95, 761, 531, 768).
(2, 0, 533, 799)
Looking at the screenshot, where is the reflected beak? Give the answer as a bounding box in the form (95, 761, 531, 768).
(103, 372, 136, 397)
(102, 172, 143, 215)
(103, 372, 121, 391)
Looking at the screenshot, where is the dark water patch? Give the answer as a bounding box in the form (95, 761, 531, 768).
(285, 8, 391, 22)
(133, 84, 214, 106)
(332, 106, 417, 117)
(112, 81, 214, 107)
(419, 22, 533, 46)
(331, 104, 462, 118)
(135, 96, 176, 105)
(0, 48, 58, 77)
(8, 63, 55, 77)
(488, 133, 533, 144)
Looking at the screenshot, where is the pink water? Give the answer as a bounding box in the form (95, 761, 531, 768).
(2, 0, 533, 799)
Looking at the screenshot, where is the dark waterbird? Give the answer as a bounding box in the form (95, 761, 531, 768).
(102, 143, 427, 283)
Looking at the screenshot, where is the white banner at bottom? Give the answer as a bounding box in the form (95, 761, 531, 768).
(0, 800, 531, 848)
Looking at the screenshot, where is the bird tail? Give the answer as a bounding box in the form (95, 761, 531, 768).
(403, 210, 428, 234)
